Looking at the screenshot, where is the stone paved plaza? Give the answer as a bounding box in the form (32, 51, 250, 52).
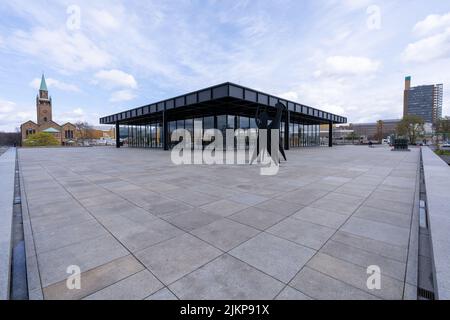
(18, 145, 420, 300)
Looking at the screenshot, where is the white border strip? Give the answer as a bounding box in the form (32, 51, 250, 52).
(0, 148, 17, 300)
(422, 147, 450, 299)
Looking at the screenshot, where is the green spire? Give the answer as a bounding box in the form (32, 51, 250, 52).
(40, 74, 48, 91)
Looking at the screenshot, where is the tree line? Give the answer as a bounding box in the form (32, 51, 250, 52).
(396, 115, 450, 144)
(1, 121, 107, 147)
(0, 131, 21, 146)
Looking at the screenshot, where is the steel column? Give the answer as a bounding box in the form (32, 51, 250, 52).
(163, 110, 168, 150)
(284, 110, 290, 150)
(328, 121, 333, 147)
(115, 121, 120, 148)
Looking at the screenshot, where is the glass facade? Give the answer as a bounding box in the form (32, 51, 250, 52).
(124, 122, 162, 148)
(407, 84, 443, 124)
(407, 85, 434, 123)
(287, 122, 320, 147)
(119, 114, 321, 149)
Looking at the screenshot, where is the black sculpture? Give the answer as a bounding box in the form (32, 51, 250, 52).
(392, 138, 410, 152)
(250, 102, 287, 164)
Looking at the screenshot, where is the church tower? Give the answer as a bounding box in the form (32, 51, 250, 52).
(36, 74, 52, 125)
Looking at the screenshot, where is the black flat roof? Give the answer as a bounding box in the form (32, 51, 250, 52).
(99, 82, 347, 125)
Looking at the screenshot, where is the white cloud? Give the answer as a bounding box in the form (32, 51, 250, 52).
(69, 108, 84, 116)
(109, 90, 136, 103)
(94, 69, 138, 102)
(55, 108, 101, 126)
(0, 100, 15, 113)
(323, 56, 381, 76)
(0, 99, 33, 131)
(57, 108, 85, 123)
(281, 72, 404, 124)
(403, 28, 450, 63)
(1, 0, 449, 124)
(278, 91, 299, 101)
(320, 103, 345, 116)
(29, 77, 80, 92)
(413, 13, 450, 36)
(89, 9, 121, 31)
(94, 69, 138, 89)
(341, 0, 373, 10)
(8, 27, 112, 72)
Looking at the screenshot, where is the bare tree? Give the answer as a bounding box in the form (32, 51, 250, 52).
(75, 121, 95, 144)
(436, 116, 450, 142)
(396, 115, 425, 144)
(375, 120, 384, 143)
(0, 131, 21, 146)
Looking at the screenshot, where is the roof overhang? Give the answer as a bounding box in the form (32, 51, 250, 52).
(100, 82, 347, 126)
(42, 127, 60, 133)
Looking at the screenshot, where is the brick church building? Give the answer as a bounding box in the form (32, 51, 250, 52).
(20, 74, 76, 145)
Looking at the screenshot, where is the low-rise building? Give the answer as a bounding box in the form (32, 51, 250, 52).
(20, 74, 76, 146)
(344, 119, 401, 141)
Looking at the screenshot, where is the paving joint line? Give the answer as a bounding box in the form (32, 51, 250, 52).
(40, 163, 180, 300)
(273, 159, 394, 300)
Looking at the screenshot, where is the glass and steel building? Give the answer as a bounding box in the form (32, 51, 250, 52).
(404, 76, 443, 124)
(99, 82, 347, 150)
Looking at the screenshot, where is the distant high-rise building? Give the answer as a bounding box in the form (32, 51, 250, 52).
(403, 76, 443, 124)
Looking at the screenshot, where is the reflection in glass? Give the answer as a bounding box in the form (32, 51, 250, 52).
(122, 113, 323, 150)
(194, 118, 203, 150)
(227, 115, 235, 129)
(185, 119, 194, 149)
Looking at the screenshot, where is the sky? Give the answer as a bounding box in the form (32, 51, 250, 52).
(0, 0, 450, 131)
